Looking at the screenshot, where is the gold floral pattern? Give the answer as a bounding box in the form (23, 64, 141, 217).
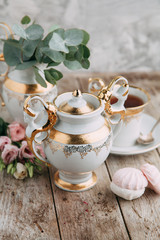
(45, 134, 112, 159)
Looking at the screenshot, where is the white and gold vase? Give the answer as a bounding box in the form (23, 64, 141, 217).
(2, 68, 57, 125)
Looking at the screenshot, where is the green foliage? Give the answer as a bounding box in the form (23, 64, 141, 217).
(21, 15, 31, 25)
(2, 16, 90, 87)
(0, 118, 9, 136)
(0, 157, 6, 171)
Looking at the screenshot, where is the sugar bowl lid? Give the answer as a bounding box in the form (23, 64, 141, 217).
(58, 89, 95, 115)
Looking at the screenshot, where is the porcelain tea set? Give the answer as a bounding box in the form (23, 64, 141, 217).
(1, 23, 154, 192)
(23, 76, 129, 192)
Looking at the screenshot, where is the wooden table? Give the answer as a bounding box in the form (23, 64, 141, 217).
(0, 72, 160, 240)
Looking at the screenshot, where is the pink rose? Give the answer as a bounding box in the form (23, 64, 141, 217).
(8, 122, 25, 141)
(1, 144, 19, 165)
(0, 136, 11, 151)
(19, 141, 35, 159)
(36, 145, 46, 159)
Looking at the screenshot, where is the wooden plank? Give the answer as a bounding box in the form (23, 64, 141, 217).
(105, 73, 160, 240)
(106, 151, 160, 240)
(49, 164, 130, 240)
(49, 75, 129, 240)
(78, 72, 160, 239)
(0, 169, 60, 240)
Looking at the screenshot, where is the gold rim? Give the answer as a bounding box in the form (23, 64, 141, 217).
(125, 85, 150, 116)
(54, 171, 97, 192)
(49, 120, 111, 144)
(4, 77, 54, 94)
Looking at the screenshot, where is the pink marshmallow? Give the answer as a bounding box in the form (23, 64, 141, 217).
(141, 163, 160, 194)
(112, 167, 148, 190)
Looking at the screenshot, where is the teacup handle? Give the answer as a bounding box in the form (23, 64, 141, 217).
(24, 96, 57, 165)
(98, 76, 129, 125)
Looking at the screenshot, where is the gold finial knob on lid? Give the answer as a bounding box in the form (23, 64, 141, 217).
(72, 89, 82, 97)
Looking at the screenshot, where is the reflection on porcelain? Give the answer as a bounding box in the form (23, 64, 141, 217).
(113, 85, 150, 147)
(1, 69, 57, 126)
(24, 76, 129, 192)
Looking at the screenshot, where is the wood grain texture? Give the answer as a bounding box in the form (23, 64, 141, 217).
(49, 165, 129, 240)
(74, 72, 160, 240)
(0, 169, 60, 240)
(49, 75, 129, 240)
(107, 151, 160, 240)
(0, 72, 160, 240)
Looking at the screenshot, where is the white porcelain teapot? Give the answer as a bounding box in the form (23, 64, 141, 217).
(24, 76, 129, 192)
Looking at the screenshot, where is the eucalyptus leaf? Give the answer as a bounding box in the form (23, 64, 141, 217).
(81, 59, 90, 69)
(12, 24, 27, 39)
(3, 41, 21, 66)
(2, 39, 22, 49)
(43, 31, 54, 46)
(16, 60, 37, 70)
(22, 39, 40, 57)
(44, 68, 63, 84)
(42, 56, 53, 63)
(65, 46, 77, 61)
(41, 47, 65, 62)
(21, 15, 31, 25)
(35, 41, 45, 63)
(82, 45, 90, 58)
(82, 30, 90, 45)
(54, 28, 65, 38)
(47, 61, 60, 67)
(49, 32, 69, 53)
(33, 66, 47, 87)
(64, 29, 83, 46)
(26, 24, 44, 40)
(44, 70, 56, 84)
(64, 60, 82, 70)
(49, 24, 60, 32)
(75, 45, 83, 61)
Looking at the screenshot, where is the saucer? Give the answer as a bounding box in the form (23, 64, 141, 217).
(111, 113, 160, 155)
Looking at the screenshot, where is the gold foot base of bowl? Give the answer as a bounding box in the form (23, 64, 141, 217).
(54, 171, 97, 192)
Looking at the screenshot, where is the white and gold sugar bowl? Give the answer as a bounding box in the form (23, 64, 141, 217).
(24, 76, 129, 192)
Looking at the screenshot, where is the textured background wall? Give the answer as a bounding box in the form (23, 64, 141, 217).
(0, 0, 160, 72)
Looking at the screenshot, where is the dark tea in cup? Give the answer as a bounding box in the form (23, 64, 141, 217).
(111, 94, 144, 108)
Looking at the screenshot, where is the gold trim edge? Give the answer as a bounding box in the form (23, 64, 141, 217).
(4, 78, 54, 94)
(49, 121, 111, 145)
(54, 171, 97, 191)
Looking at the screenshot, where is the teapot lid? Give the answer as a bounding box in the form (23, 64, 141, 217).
(58, 89, 95, 115)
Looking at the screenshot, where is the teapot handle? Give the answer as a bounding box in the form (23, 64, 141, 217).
(24, 96, 57, 165)
(98, 76, 129, 125)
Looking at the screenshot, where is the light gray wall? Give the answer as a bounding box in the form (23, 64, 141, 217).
(0, 0, 160, 72)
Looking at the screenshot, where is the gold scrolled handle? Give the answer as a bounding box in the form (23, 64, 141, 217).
(88, 77, 105, 95)
(98, 76, 129, 124)
(24, 96, 57, 165)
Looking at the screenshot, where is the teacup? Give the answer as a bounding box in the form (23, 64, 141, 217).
(112, 85, 150, 147)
